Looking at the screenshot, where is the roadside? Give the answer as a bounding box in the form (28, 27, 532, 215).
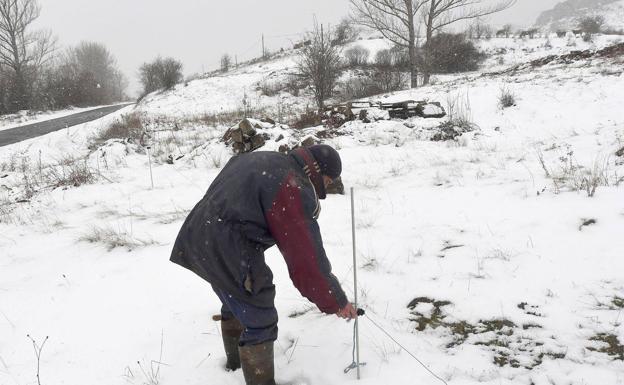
(0, 103, 134, 147)
(0, 105, 127, 132)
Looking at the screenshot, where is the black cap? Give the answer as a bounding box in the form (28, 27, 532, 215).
(308, 145, 342, 180)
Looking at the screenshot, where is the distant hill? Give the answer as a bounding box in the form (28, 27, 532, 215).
(536, 0, 624, 31)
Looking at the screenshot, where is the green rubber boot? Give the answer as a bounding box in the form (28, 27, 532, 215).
(239, 341, 276, 385)
(221, 318, 244, 371)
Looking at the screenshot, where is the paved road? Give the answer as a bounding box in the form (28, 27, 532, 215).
(0, 103, 134, 148)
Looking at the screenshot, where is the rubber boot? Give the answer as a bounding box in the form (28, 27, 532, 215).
(239, 341, 276, 385)
(221, 318, 244, 371)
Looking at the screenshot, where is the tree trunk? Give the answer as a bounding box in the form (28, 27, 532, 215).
(407, 1, 418, 89)
(422, 2, 436, 86)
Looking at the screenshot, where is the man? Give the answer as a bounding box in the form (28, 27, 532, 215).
(170, 144, 357, 385)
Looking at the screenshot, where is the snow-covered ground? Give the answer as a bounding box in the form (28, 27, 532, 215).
(1, 36, 623, 385)
(538, 0, 624, 32)
(0, 105, 118, 132)
(136, 34, 624, 124)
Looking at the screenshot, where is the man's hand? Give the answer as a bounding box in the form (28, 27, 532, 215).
(337, 303, 358, 320)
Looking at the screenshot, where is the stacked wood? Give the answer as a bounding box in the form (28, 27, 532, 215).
(326, 100, 446, 121)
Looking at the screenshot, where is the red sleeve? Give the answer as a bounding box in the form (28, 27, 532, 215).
(265, 173, 348, 314)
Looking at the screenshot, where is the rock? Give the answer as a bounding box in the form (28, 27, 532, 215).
(358, 109, 370, 123)
(232, 142, 245, 154)
(349, 101, 372, 109)
(261, 117, 276, 125)
(301, 136, 318, 147)
(431, 121, 475, 141)
(239, 119, 258, 136)
(366, 107, 390, 121)
(326, 176, 345, 195)
(250, 135, 265, 151)
(404, 122, 416, 129)
(616, 146, 624, 157)
(278, 144, 290, 154)
(230, 129, 244, 143)
(420, 102, 446, 118)
(276, 134, 285, 142)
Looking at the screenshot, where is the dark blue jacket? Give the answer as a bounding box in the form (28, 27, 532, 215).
(170, 148, 348, 314)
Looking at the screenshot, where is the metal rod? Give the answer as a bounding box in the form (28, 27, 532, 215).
(350, 187, 361, 380)
(146, 146, 154, 189)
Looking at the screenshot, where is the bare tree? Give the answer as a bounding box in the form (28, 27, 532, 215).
(350, 0, 427, 88)
(0, 0, 55, 111)
(499, 23, 513, 38)
(421, 0, 515, 84)
(345, 45, 370, 67)
(159, 57, 182, 89)
(297, 22, 343, 110)
(138, 56, 183, 97)
(139, 60, 160, 96)
(334, 17, 359, 45)
(578, 15, 604, 35)
(220, 53, 231, 72)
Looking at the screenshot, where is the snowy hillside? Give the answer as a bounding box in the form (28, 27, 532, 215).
(536, 0, 624, 31)
(1, 31, 624, 385)
(136, 34, 624, 126)
(136, 37, 394, 121)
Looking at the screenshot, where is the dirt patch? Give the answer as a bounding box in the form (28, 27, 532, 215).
(408, 297, 563, 369)
(588, 333, 624, 361)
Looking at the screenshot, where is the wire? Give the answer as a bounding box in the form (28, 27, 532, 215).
(265, 32, 307, 39)
(363, 313, 449, 385)
(344, 320, 367, 374)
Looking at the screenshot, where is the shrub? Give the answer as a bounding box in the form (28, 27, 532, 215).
(285, 75, 303, 97)
(334, 18, 358, 45)
(537, 150, 619, 197)
(341, 76, 383, 100)
(96, 113, 145, 143)
(578, 15, 604, 35)
(221, 54, 232, 72)
(139, 57, 183, 96)
(375, 49, 394, 68)
(259, 81, 282, 97)
(292, 109, 323, 129)
(421, 33, 485, 73)
(498, 86, 516, 109)
(345, 45, 370, 67)
(298, 22, 343, 109)
(433, 92, 477, 141)
(46, 156, 96, 188)
(79, 226, 156, 251)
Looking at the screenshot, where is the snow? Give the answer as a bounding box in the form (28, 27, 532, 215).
(538, 0, 624, 32)
(1, 35, 624, 385)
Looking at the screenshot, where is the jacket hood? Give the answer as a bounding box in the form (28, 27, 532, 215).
(289, 147, 327, 200)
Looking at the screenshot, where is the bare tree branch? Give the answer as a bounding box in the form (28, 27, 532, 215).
(420, 0, 516, 84)
(0, 0, 55, 110)
(350, 0, 427, 88)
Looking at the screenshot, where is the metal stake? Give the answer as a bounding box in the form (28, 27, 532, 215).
(146, 146, 154, 189)
(351, 187, 361, 380)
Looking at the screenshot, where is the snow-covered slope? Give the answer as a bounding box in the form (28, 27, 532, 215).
(136, 34, 624, 125)
(136, 37, 394, 121)
(1, 34, 624, 385)
(536, 0, 624, 31)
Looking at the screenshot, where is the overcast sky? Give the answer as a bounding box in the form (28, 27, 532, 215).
(35, 0, 562, 96)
